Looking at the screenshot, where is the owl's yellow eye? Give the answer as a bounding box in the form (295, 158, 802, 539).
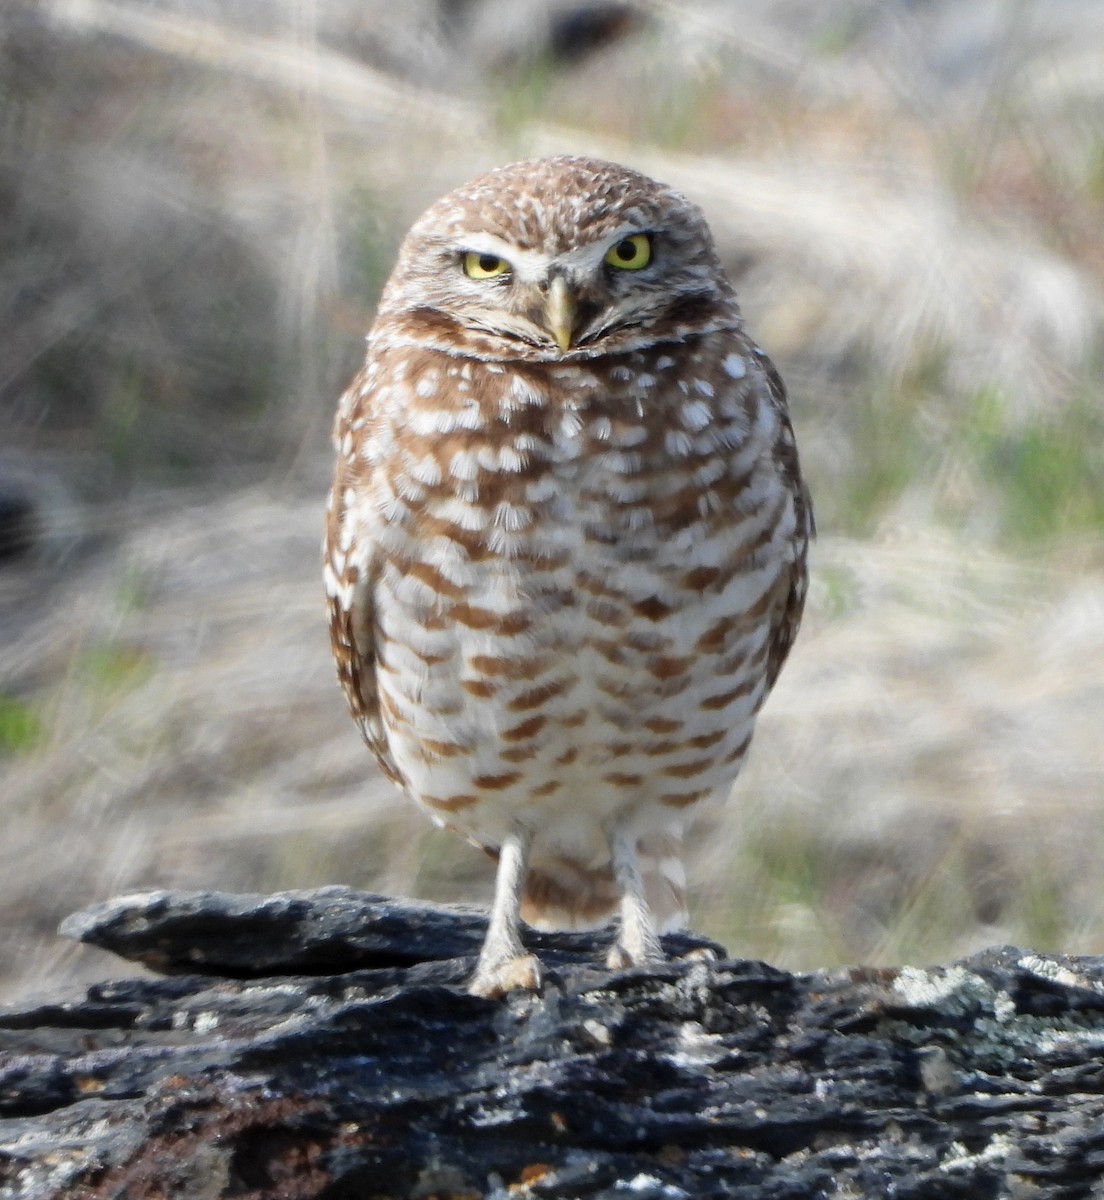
(463, 251, 511, 279)
(604, 233, 652, 271)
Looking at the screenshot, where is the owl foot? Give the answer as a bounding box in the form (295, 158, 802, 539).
(606, 939, 666, 972)
(468, 828, 540, 997)
(468, 952, 542, 998)
(607, 826, 666, 971)
(679, 946, 719, 963)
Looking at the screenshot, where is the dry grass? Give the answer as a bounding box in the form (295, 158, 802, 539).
(2, 0, 1102, 1001)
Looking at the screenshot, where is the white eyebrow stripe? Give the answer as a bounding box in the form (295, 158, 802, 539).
(456, 224, 651, 283)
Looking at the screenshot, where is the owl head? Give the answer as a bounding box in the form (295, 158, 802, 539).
(373, 156, 740, 363)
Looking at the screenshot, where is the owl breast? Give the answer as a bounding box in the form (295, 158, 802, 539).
(335, 331, 802, 865)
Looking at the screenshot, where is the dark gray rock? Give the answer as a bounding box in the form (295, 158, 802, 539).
(58, 886, 725, 977)
(2, 890, 1104, 1198)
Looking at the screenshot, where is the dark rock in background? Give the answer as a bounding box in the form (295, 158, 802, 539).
(2, 890, 1104, 1198)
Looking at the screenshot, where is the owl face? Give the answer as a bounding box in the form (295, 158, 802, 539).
(375, 156, 740, 363)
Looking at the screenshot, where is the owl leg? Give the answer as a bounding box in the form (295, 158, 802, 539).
(607, 825, 665, 971)
(468, 826, 542, 998)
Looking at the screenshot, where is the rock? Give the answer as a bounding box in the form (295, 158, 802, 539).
(57, 886, 724, 978)
(1, 891, 1103, 1198)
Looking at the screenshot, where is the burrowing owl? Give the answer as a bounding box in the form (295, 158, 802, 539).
(326, 156, 811, 997)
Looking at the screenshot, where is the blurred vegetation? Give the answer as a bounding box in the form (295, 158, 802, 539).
(959, 386, 1104, 542)
(1, 0, 1102, 999)
(3, 1, 1103, 538)
(0, 695, 42, 755)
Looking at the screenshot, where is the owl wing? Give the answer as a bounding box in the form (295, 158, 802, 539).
(325, 370, 404, 787)
(757, 348, 815, 691)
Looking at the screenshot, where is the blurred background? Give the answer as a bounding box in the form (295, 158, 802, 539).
(2, 0, 1102, 1002)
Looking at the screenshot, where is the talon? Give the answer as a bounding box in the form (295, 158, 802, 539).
(606, 941, 665, 972)
(607, 944, 633, 971)
(468, 952, 542, 998)
(680, 946, 719, 963)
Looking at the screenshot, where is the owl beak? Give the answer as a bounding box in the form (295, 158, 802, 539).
(544, 275, 577, 353)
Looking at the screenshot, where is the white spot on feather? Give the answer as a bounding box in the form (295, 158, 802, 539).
(456, 401, 484, 430)
(431, 497, 487, 531)
(493, 502, 531, 531)
(600, 451, 641, 475)
(510, 375, 544, 406)
(560, 411, 584, 439)
(694, 458, 727, 486)
(665, 429, 694, 457)
(406, 454, 442, 486)
(680, 400, 713, 432)
(612, 424, 648, 448)
(395, 475, 426, 502)
(449, 449, 480, 481)
(526, 476, 558, 504)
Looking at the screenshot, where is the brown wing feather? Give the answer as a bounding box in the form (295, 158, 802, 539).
(325, 374, 403, 786)
(757, 348, 814, 691)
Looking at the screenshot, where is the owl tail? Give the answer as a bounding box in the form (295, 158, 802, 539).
(519, 831, 688, 934)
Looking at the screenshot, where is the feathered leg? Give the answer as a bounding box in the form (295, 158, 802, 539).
(607, 825, 666, 970)
(468, 826, 542, 997)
